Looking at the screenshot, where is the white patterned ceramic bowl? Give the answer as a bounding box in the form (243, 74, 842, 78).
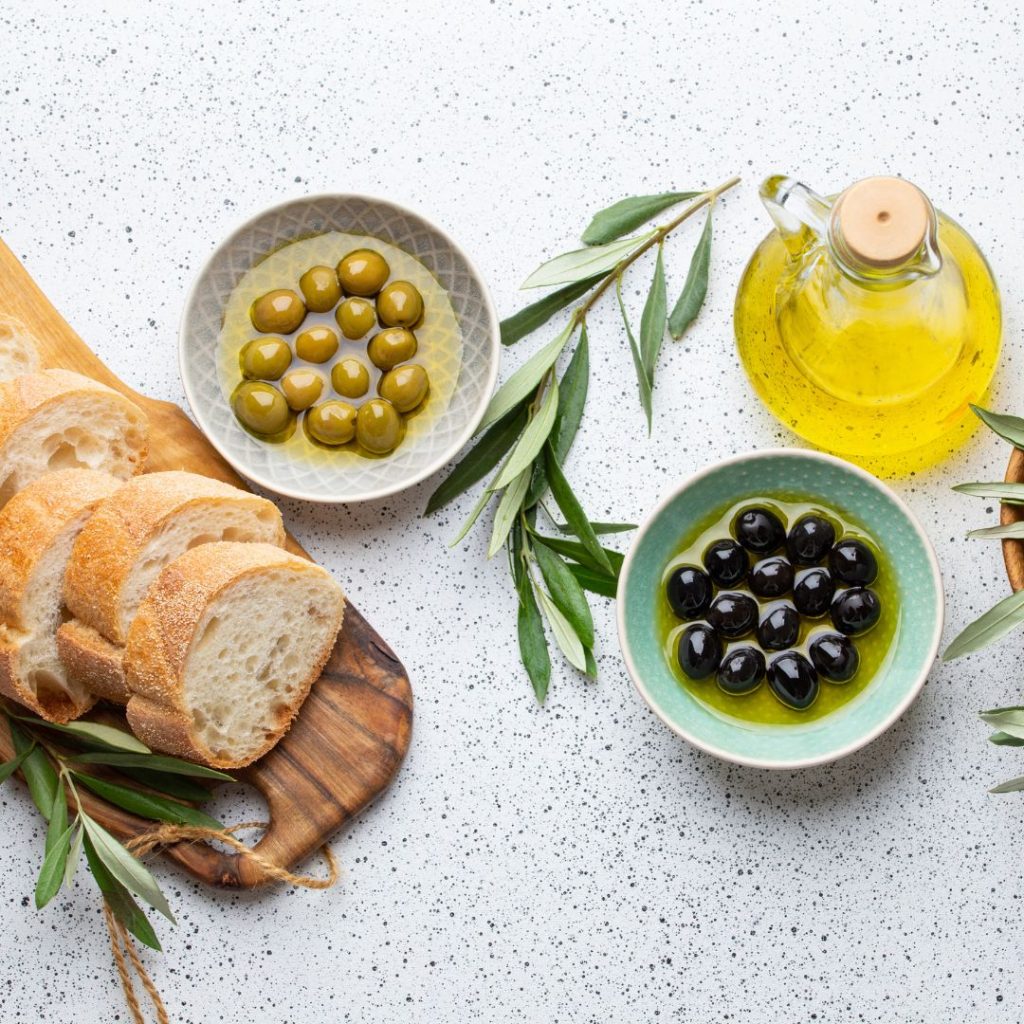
(180, 195, 500, 503)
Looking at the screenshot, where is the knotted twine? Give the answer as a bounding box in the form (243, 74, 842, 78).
(104, 821, 339, 1024)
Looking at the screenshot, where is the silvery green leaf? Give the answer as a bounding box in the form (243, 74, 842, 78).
(10, 723, 58, 820)
(582, 192, 700, 246)
(616, 277, 653, 431)
(521, 232, 656, 289)
(45, 784, 68, 855)
(500, 276, 601, 345)
(979, 707, 1024, 739)
(967, 522, 1024, 540)
(943, 589, 1024, 661)
(544, 448, 615, 576)
(989, 775, 1024, 794)
(35, 824, 73, 909)
(954, 482, 1024, 504)
(515, 561, 551, 704)
(639, 245, 668, 383)
(492, 378, 559, 490)
(81, 814, 175, 924)
(488, 468, 532, 558)
(535, 587, 588, 672)
(0, 744, 33, 786)
(450, 482, 496, 548)
(479, 321, 575, 431)
(971, 405, 1024, 449)
(988, 730, 1024, 746)
(668, 207, 713, 338)
(64, 822, 84, 888)
(533, 540, 594, 648)
(26, 719, 150, 753)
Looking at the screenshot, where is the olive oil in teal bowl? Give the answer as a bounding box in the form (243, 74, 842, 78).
(617, 450, 942, 769)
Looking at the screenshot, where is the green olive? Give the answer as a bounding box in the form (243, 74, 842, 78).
(376, 281, 423, 328)
(250, 289, 306, 334)
(240, 337, 292, 380)
(295, 325, 340, 363)
(331, 358, 370, 399)
(335, 297, 377, 339)
(299, 265, 342, 313)
(280, 368, 324, 411)
(378, 364, 429, 413)
(336, 249, 390, 296)
(367, 328, 417, 371)
(356, 399, 403, 455)
(306, 401, 357, 446)
(232, 381, 292, 435)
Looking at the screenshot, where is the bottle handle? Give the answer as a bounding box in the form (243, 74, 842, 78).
(760, 175, 833, 257)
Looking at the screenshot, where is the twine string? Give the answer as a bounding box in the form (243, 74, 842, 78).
(103, 821, 339, 1024)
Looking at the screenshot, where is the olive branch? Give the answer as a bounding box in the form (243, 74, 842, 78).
(426, 178, 740, 699)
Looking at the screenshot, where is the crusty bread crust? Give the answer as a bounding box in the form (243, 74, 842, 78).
(124, 542, 344, 768)
(0, 368, 148, 479)
(64, 470, 285, 645)
(55, 619, 129, 704)
(0, 469, 121, 721)
(0, 468, 121, 629)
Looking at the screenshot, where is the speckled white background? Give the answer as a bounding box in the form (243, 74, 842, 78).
(1, 1, 1022, 1021)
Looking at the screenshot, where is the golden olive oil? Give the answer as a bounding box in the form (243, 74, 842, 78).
(657, 495, 898, 727)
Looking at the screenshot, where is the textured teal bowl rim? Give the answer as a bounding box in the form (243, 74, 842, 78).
(615, 449, 943, 770)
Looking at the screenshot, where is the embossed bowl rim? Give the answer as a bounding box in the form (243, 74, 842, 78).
(178, 193, 501, 503)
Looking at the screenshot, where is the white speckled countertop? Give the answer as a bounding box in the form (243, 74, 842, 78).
(2, 2, 1023, 1021)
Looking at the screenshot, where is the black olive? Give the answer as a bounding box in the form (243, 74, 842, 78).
(665, 565, 713, 620)
(757, 603, 801, 651)
(717, 646, 766, 695)
(830, 587, 882, 636)
(809, 633, 860, 682)
(793, 567, 835, 618)
(707, 592, 759, 639)
(677, 624, 721, 680)
(829, 539, 878, 585)
(702, 538, 749, 588)
(734, 506, 786, 554)
(767, 652, 819, 710)
(748, 555, 794, 598)
(786, 513, 836, 565)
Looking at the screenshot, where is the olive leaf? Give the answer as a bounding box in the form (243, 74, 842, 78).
(67, 751, 234, 781)
(582, 192, 700, 246)
(639, 244, 668, 381)
(668, 207, 712, 338)
(73, 772, 223, 830)
(988, 731, 1024, 746)
(971, 405, 1024, 449)
(989, 776, 1024, 794)
(501, 276, 601, 346)
(16, 717, 150, 754)
(967, 523, 1024, 540)
(119, 768, 215, 803)
(535, 587, 588, 673)
(521, 232, 656, 289)
(488, 468, 532, 558)
(945, 590, 1024, 660)
(513, 528, 551, 704)
(554, 520, 635, 535)
(11, 721, 59, 820)
(45, 782, 68, 855)
(567, 562, 618, 599)
(954, 481, 1024, 504)
(479, 321, 575, 430)
(492, 377, 559, 490)
(34, 823, 73, 909)
(979, 707, 1024, 738)
(616, 277, 653, 430)
(81, 814, 175, 924)
(425, 404, 529, 515)
(533, 540, 595, 649)
(83, 832, 162, 952)
(532, 535, 625, 576)
(526, 326, 589, 507)
(544, 447, 614, 576)
(0, 743, 34, 785)
(64, 822, 84, 888)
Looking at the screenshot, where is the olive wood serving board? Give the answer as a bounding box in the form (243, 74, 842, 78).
(1001, 448, 1024, 591)
(0, 238, 413, 888)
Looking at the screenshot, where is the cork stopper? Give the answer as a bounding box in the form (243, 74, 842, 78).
(832, 177, 931, 269)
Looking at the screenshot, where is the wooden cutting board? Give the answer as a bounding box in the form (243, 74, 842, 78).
(0, 238, 414, 887)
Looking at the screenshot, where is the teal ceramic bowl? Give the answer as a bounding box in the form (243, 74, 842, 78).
(616, 449, 942, 769)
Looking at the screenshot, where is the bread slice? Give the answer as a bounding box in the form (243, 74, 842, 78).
(0, 315, 41, 382)
(63, 470, 286, 647)
(124, 542, 345, 768)
(0, 468, 121, 721)
(0, 369, 148, 507)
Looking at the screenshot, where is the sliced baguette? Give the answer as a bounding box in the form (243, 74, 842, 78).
(0, 468, 121, 721)
(0, 315, 41, 382)
(63, 470, 286, 647)
(0, 369, 148, 507)
(124, 542, 345, 768)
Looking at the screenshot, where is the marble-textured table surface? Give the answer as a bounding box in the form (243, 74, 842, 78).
(1, 2, 1022, 1021)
